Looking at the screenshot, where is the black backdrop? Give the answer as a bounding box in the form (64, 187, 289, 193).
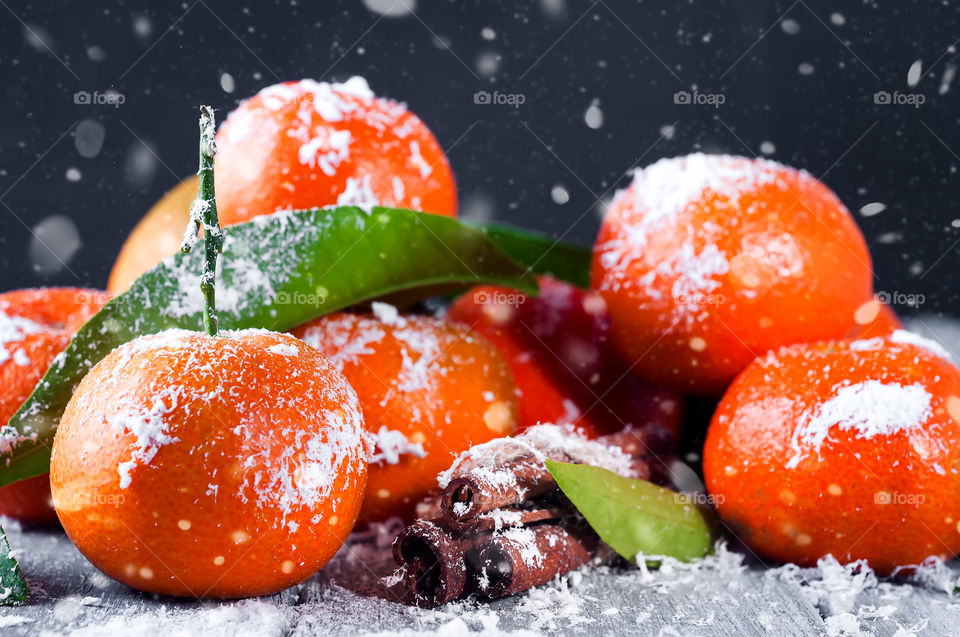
(1, 0, 958, 316)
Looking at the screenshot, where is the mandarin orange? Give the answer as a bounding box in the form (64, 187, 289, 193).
(292, 304, 517, 523)
(0, 287, 107, 523)
(448, 276, 682, 443)
(704, 333, 960, 573)
(215, 77, 457, 224)
(51, 329, 367, 598)
(107, 176, 198, 294)
(591, 154, 874, 396)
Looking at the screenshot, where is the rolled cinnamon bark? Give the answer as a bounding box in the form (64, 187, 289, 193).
(441, 458, 556, 524)
(467, 522, 601, 599)
(441, 432, 654, 524)
(392, 519, 487, 607)
(443, 505, 567, 534)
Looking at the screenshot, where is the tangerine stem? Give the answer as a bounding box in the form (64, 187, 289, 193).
(180, 105, 224, 336)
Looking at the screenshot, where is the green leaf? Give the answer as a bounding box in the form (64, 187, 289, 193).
(545, 460, 715, 562)
(0, 525, 27, 605)
(2, 207, 550, 487)
(468, 222, 592, 289)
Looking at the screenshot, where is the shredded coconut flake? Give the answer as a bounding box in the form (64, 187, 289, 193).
(889, 329, 952, 359)
(437, 423, 639, 489)
(849, 329, 952, 360)
(266, 342, 299, 357)
(336, 174, 380, 212)
(368, 425, 426, 465)
(107, 386, 182, 489)
(371, 301, 405, 327)
(408, 140, 432, 178)
(786, 381, 933, 469)
(0, 310, 47, 365)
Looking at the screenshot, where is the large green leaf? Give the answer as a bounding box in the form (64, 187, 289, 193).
(546, 460, 715, 562)
(2, 207, 561, 486)
(0, 525, 27, 605)
(469, 222, 592, 289)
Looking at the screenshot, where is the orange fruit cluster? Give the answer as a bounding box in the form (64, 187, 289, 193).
(590, 152, 960, 573)
(8, 72, 955, 600)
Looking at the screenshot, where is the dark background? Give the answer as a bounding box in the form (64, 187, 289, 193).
(0, 0, 957, 316)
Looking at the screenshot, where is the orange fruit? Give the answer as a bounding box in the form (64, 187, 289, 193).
(292, 304, 517, 523)
(703, 334, 960, 573)
(108, 176, 198, 294)
(448, 276, 682, 442)
(51, 329, 367, 598)
(591, 154, 873, 396)
(215, 77, 457, 225)
(0, 287, 107, 523)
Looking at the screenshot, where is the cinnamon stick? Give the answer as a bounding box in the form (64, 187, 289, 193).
(392, 424, 674, 607)
(468, 521, 605, 599)
(443, 505, 567, 535)
(441, 458, 557, 524)
(440, 430, 654, 524)
(392, 519, 487, 606)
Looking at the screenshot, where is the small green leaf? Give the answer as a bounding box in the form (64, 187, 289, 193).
(1, 207, 581, 486)
(468, 222, 592, 289)
(0, 525, 27, 605)
(546, 460, 715, 562)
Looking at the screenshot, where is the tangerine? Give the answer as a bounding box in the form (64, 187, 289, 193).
(215, 77, 457, 224)
(448, 276, 682, 443)
(703, 333, 960, 573)
(591, 154, 874, 396)
(292, 303, 517, 523)
(0, 287, 107, 523)
(51, 329, 367, 597)
(107, 176, 198, 294)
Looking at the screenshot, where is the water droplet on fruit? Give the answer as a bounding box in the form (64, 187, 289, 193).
(481, 303, 514, 326)
(483, 401, 514, 434)
(853, 299, 882, 325)
(231, 529, 251, 545)
(946, 395, 960, 425)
